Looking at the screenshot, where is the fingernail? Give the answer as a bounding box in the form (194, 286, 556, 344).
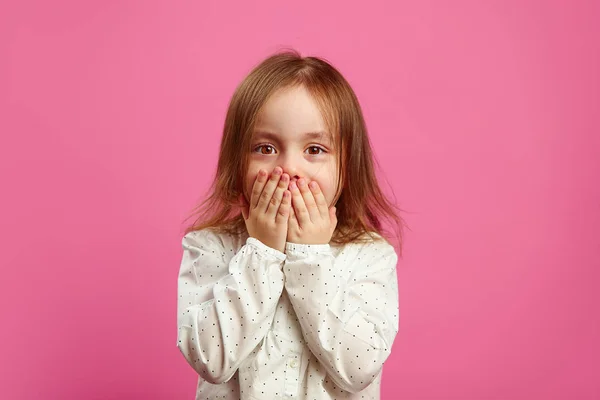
(298, 179, 305, 187)
(309, 181, 317, 189)
(274, 167, 281, 175)
(290, 181, 297, 190)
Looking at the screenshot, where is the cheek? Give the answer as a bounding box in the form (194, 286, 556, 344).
(313, 180, 333, 201)
(316, 172, 339, 204)
(243, 166, 263, 200)
(246, 164, 261, 182)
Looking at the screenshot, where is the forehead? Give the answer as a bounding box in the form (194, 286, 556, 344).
(254, 86, 335, 144)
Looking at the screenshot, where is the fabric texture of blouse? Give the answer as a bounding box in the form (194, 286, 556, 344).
(176, 227, 399, 399)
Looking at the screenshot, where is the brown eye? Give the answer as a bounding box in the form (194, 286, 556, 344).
(306, 146, 325, 155)
(256, 145, 275, 155)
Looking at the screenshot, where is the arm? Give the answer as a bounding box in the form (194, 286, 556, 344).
(282, 238, 399, 393)
(176, 229, 286, 384)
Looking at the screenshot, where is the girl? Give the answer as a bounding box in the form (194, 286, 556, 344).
(177, 50, 405, 399)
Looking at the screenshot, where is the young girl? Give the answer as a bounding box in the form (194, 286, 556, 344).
(177, 50, 405, 399)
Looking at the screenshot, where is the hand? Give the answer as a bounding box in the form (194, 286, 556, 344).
(240, 167, 291, 253)
(287, 178, 337, 245)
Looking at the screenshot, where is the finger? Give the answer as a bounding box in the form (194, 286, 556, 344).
(257, 167, 283, 212)
(266, 173, 289, 217)
(250, 169, 268, 209)
(276, 189, 291, 225)
(288, 199, 300, 231)
(297, 178, 320, 222)
(289, 180, 310, 227)
(308, 181, 329, 219)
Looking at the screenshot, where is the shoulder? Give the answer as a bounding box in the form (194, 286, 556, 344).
(340, 231, 398, 266)
(182, 228, 226, 250)
(182, 227, 247, 253)
(344, 231, 395, 252)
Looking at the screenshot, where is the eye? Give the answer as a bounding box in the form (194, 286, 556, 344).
(254, 145, 276, 155)
(306, 146, 326, 155)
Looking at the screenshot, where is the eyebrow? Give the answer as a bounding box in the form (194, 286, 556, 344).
(253, 131, 333, 144)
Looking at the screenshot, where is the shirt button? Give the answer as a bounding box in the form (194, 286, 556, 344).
(289, 359, 298, 368)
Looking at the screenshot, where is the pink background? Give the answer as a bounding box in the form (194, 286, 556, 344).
(1, 1, 598, 399)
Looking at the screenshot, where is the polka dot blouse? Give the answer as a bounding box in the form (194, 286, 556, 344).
(176, 228, 399, 399)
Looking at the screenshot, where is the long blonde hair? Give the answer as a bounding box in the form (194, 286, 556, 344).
(183, 49, 407, 256)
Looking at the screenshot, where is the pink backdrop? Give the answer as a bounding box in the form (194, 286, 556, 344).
(1, 1, 598, 399)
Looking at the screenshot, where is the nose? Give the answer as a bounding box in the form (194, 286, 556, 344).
(280, 154, 301, 182)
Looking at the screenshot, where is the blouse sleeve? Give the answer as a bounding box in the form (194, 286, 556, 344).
(176, 229, 286, 384)
(282, 238, 399, 393)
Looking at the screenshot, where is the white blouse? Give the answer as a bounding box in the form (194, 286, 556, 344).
(176, 227, 399, 399)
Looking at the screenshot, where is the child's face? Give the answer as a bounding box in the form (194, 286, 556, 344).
(245, 85, 339, 209)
